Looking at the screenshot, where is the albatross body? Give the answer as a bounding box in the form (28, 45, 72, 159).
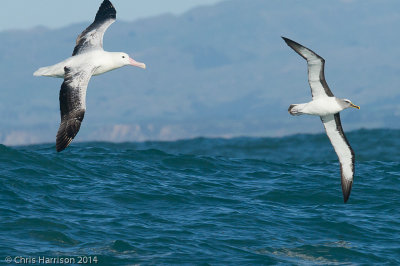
(34, 50, 145, 78)
(33, 0, 145, 152)
(282, 37, 360, 203)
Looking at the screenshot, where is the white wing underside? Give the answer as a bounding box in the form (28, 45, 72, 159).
(308, 59, 330, 99)
(72, 0, 116, 56)
(321, 114, 354, 202)
(282, 37, 334, 99)
(73, 20, 114, 55)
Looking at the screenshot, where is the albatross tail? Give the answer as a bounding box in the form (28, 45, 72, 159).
(33, 64, 65, 78)
(288, 104, 305, 116)
(33, 67, 51, 77)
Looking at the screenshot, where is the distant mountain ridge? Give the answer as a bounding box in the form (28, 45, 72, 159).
(1, 0, 400, 146)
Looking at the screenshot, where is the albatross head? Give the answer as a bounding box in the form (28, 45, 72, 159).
(115, 52, 146, 69)
(342, 99, 360, 110)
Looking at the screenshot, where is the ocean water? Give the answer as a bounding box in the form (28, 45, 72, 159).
(0, 128, 399, 265)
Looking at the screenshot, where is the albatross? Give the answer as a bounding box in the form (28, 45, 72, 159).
(34, 0, 146, 152)
(282, 37, 360, 203)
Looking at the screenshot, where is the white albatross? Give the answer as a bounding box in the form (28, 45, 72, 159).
(33, 0, 146, 152)
(282, 37, 360, 203)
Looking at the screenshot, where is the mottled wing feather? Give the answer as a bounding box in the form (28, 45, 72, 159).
(72, 0, 116, 56)
(282, 37, 334, 99)
(321, 114, 355, 203)
(56, 66, 95, 152)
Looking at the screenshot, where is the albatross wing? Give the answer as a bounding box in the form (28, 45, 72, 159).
(321, 114, 355, 203)
(72, 0, 116, 56)
(282, 37, 334, 99)
(56, 66, 95, 152)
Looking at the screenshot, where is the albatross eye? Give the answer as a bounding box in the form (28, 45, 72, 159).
(122, 56, 125, 58)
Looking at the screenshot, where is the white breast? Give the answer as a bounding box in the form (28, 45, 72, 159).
(302, 97, 343, 116)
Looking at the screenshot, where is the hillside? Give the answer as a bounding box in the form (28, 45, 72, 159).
(1, 0, 400, 145)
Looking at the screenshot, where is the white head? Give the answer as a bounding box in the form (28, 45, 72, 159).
(341, 99, 360, 109)
(113, 52, 146, 69)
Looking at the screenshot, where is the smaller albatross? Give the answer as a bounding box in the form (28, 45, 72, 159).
(33, 0, 146, 152)
(282, 37, 360, 203)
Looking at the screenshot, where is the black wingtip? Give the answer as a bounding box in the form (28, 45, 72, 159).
(56, 128, 74, 152)
(56, 110, 85, 153)
(341, 178, 353, 203)
(281, 36, 290, 44)
(95, 0, 116, 22)
(281, 36, 299, 47)
(56, 145, 67, 153)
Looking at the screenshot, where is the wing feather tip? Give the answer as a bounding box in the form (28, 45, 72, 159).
(56, 144, 67, 153)
(282, 36, 294, 46)
(95, 0, 116, 22)
(56, 126, 80, 152)
(341, 178, 353, 203)
(56, 131, 72, 152)
(56, 112, 84, 153)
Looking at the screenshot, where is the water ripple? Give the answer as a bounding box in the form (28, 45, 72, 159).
(0, 130, 399, 264)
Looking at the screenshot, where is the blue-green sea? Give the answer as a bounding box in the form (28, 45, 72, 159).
(1, 128, 399, 265)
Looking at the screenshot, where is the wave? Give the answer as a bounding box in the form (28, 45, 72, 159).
(0, 128, 399, 264)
